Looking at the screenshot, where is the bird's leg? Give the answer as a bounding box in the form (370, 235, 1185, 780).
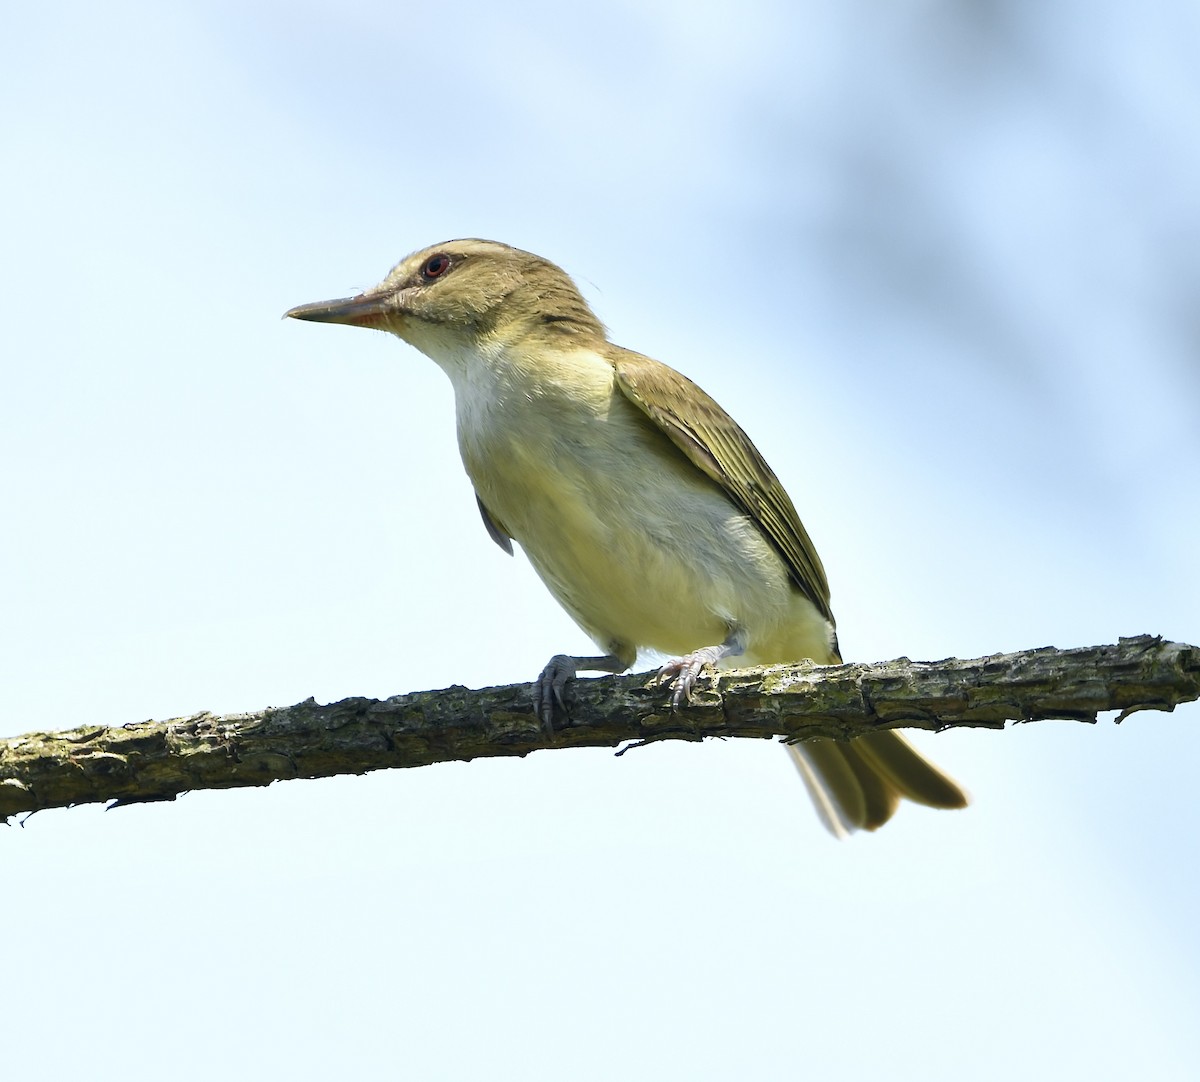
(657, 627, 747, 709)
(536, 652, 630, 735)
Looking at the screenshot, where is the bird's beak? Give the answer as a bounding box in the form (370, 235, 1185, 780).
(283, 291, 393, 329)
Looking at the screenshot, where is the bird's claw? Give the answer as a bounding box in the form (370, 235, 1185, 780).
(535, 654, 577, 735)
(657, 649, 719, 710)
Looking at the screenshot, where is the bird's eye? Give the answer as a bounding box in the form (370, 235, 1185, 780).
(422, 254, 451, 281)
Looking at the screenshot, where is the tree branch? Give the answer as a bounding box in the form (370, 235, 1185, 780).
(2, 635, 1196, 819)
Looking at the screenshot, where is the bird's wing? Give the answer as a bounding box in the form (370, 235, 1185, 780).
(611, 348, 834, 623)
(476, 493, 514, 556)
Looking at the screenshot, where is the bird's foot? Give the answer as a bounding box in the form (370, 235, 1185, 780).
(535, 654, 578, 736)
(535, 652, 631, 736)
(657, 630, 747, 710)
(656, 646, 727, 709)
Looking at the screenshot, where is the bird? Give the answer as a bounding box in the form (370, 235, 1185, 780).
(285, 238, 968, 835)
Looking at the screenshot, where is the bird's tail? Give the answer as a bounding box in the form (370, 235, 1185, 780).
(787, 731, 968, 837)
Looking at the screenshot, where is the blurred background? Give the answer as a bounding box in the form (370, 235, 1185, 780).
(3, 1, 1198, 1078)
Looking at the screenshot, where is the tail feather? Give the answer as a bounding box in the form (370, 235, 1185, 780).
(838, 740, 904, 829)
(788, 740, 861, 839)
(788, 731, 967, 836)
(854, 730, 970, 811)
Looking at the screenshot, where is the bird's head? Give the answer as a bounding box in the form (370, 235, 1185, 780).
(285, 239, 605, 361)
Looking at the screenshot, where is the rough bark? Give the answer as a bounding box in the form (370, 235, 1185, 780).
(1, 635, 1195, 819)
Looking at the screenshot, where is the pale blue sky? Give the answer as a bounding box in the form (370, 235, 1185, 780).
(3, 2, 1199, 1079)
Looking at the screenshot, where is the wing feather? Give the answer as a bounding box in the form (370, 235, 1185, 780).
(476, 493, 514, 555)
(611, 348, 833, 623)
